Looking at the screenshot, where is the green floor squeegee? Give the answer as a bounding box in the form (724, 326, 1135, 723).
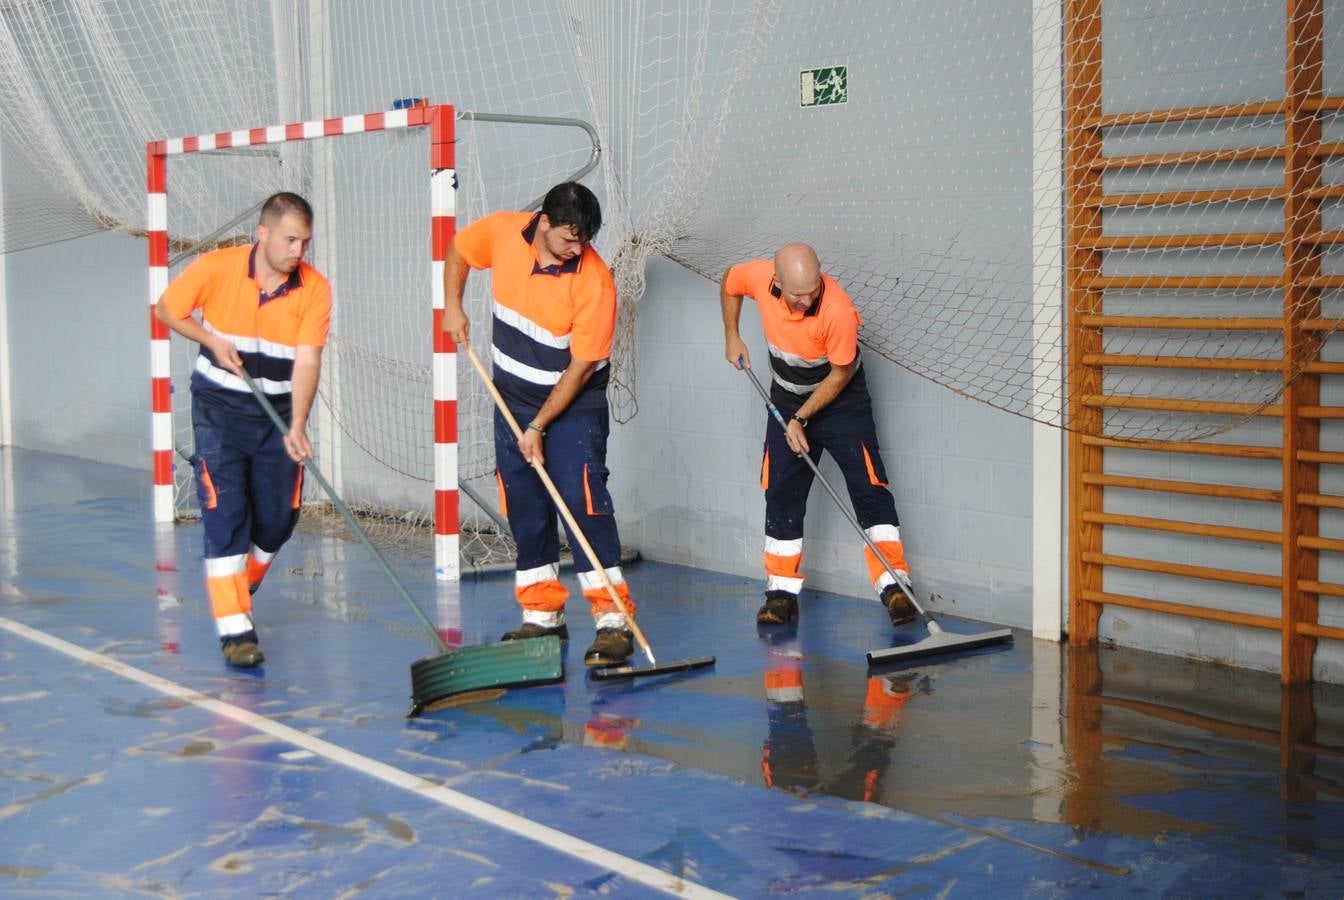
(240, 370, 562, 715)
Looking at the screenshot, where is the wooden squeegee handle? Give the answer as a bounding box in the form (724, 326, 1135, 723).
(463, 342, 657, 665)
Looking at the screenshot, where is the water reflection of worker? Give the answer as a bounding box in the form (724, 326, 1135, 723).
(761, 666, 930, 804)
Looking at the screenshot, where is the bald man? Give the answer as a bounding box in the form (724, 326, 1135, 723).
(720, 244, 915, 627)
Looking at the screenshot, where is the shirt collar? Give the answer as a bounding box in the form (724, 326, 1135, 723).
(520, 212, 582, 276)
(248, 243, 303, 301)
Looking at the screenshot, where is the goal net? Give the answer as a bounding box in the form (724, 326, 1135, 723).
(150, 105, 598, 578)
(6, 0, 1337, 474)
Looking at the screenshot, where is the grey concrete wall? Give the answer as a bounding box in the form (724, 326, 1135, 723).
(606, 256, 1034, 628)
(5, 231, 151, 469)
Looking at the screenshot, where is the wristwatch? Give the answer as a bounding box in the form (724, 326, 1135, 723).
(791, 414, 808, 429)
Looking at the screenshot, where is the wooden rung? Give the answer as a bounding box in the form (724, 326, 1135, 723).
(1298, 579, 1344, 599)
(1314, 142, 1344, 159)
(1297, 492, 1344, 510)
(1082, 472, 1281, 502)
(1298, 406, 1344, 419)
(1298, 535, 1344, 553)
(1084, 510, 1279, 544)
(1091, 146, 1284, 172)
(1079, 586, 1281, 625)
(1081, 435, 1282, 459)
(1090, 100, 1285, 128)
(1079, 395, 1282, 417)
(1306, 183, 1344, 200)
(1300, 279, 1344, 291)
(1080, 354, 1281, 372)
(1298, 621, 1344, 641)
(1080, 275, 1281, 290)
(1303, 362, 1344, 376)
(1085, 232, 1283, 250)
(1298, 449, 1344, 465)
(1076, 315, 1282, 330)
(1095, 186, 1285, 208)
(1302, 230, 1344, 245)
(1305, 97, 1344, 112)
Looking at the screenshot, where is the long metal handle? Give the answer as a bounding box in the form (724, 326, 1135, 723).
(737, 361, 938, 631)
(463, 343, 657, 664)
(239, 369, 449, 653)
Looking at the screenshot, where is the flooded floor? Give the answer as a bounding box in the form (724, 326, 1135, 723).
(1, 446, 1341, 896)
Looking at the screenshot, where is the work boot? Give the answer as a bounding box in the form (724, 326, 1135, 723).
(221, 631, 264, 667)
(584, 628, 634, 666)
(756, 590, 799, 625)
(881, 581, 918, 626)
(501, 621, 569, 641)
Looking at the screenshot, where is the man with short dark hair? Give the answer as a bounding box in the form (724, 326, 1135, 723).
(721, 242, 916, 627)
(441, 181, 638, 666)
(155, 192, 331, 667)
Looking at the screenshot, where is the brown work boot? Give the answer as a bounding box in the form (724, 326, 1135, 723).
(584, 628, 634, 666)
(501, 621, 569, 641)
(221, 632, 264, 667)
(756, 590, 799, 625)
(881, 581, 918, 626)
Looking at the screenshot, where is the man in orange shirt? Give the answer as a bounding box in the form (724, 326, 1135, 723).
(441, 182, 638, 666)
(721, 243, 916, 627)
(155, 192, 331, 667)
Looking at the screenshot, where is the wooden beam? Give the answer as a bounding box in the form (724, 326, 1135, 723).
(1081, 588, 1281, 629)
(1085, 232, 1282, 250)
(1083, 510, 1279, 544)
(1080, 395, 1282, 416)
(1080, 354, 1282, 371)
(1283, 0, 1326, 687)
(1090, 100, 1285, 128)
(1081, 435, 1282, 459)
(1081, 275, 1282, 290)
(1078, 315, 1281, 330)
(1066, 0, 1104, 645)
(1098, 186, 1285, 208)
(1091, 145, 1283, 172)
(1079, 554, 1280, 587)
(1083, 472, 1281, 502)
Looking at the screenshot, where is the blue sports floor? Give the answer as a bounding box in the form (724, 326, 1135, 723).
(2, 446, 1343, 896)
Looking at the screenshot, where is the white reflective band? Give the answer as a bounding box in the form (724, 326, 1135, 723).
(771, 374, 819, 396)
(766, 686, 804, 703)
(865, 524, 901, 545)
(494, 303, 571, 350)
(767, 344, 828, 368)
(204, 554, 247, 577)
(215, 613, 254, 637)
(594, 612, 627, 631)
(515, 562, 560, 587)
(203, 320, 298, 360)
(767, 574, 805, 594)
(577, 566, 625, 591)
(492, 346, 562, 386)
(764, 536, 803, 557)
(874, 569, 912, 592)
(249, 546, 276, 565)
(522, 608, 565, 627)
(195, 355, 292, 394)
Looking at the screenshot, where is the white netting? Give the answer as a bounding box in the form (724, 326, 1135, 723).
(5, 0, 1344, 527)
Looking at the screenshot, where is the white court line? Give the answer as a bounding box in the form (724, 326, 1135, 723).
(0, 615, 732, 899)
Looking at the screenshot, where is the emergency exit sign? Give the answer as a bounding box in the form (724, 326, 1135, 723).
(800, 65, 847, 107)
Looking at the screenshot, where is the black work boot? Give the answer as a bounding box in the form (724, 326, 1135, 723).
(584, 628, 634, 666)
(501, 621, 569, 641)
(881, 581, 918, 626)
(221, 630, 264, 667)
(756, 590, 799, 625)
